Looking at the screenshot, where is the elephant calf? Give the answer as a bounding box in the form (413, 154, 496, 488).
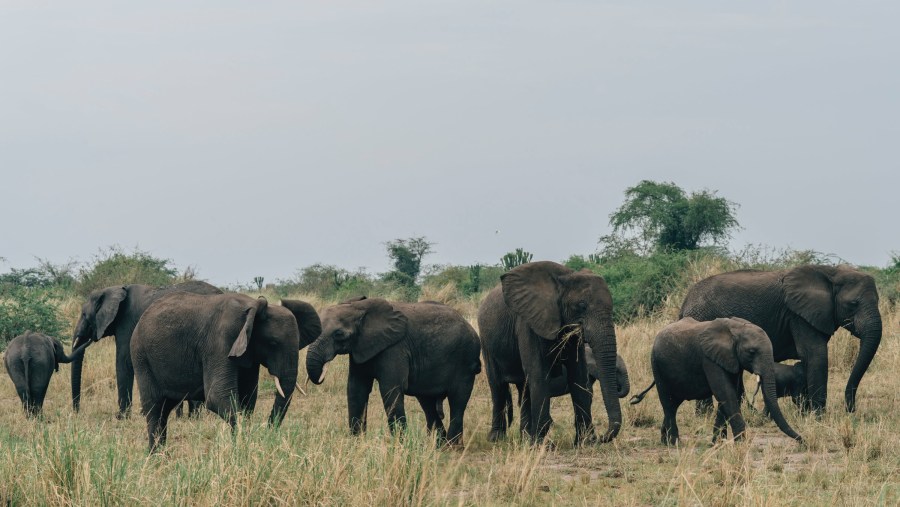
(306, 297, 481, 444)
(4, 332, 88, 417)
(751, 361, 807, 417)
(630, 317, 802, 445)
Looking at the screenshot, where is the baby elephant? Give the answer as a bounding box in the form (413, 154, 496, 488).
(4, 332, 88, 416)
(306, 297, 481, 444)
(631, 317, 802, 445)
(752, 361, 807, 416)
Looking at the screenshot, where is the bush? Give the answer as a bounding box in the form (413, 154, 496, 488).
(0, 286, 68, 350)
(276, 264, 376, 301)
(0, 259, 78, 291)
(77, 247, 178, 296)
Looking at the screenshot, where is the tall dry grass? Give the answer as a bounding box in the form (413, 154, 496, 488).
(1, 289, 898, 505)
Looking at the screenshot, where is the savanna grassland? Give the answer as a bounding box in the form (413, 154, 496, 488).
(1, 274, 898, 505)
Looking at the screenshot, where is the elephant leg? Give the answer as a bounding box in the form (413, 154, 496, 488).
(713, 403, 728, 443)
(417, 396, 447, 441)
(801, 344, 828, 416)
(517, 383, 532, 439)
(518, 328, 553, 444)
(656, 381, 681, 446)
(447, 376, 476, 446)
(145, 398, 176, 452)
(487, 379, 512, 442)
(565, 351, 596, 446)
(706, 367, 746, 441)
(347, 372, 374, 435)
(236, 364, 260, 415)
(115, 340, 135, 419)
(378, 382, 407, 435)
(29, 379, 50, 418)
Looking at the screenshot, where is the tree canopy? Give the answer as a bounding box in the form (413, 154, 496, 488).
(601, 180, 739, 256)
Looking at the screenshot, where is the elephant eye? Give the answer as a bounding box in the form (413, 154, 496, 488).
(577, 301, 588, 310)
(333, 329, 345, 338)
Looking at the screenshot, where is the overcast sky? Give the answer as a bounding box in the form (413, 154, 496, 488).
(1, 1, 897, 286)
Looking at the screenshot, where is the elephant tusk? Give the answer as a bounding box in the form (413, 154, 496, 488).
(274, 376, 286, 398)
(296, 382, 307, 396)
(318, 364, 328, 384)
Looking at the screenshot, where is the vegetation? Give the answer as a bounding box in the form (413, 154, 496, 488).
(0, 257, 897, 504)
(0, 286, 68, 350)
(601, 180, 740, 255)
(501, 248, 533, 271)
(76, 247, 180, 296)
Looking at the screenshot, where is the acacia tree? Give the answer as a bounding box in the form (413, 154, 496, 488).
(601, 180, 739, 256)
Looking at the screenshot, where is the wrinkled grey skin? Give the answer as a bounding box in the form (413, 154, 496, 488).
(4, 332, 88, 417)
(478, 261, 621, 446)
(71, 280, 223, 417)
(132, 293, 320, 452)
(680, 265, 881, 414)
(631, 317, 802, 445)
(306, 297, 481, 444)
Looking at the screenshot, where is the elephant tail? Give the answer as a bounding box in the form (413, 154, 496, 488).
(629, 381, 656, 405)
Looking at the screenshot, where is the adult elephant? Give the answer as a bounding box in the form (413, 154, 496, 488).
(680, 264, 881, 414)
(306, 297, 481, 444)
(479, 261, 621, 445)
(71, 281, 223, 417)
(131, 293, 321, 451)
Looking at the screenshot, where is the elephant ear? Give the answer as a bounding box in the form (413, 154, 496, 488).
(350, 298, 408, 364)
(281, 299, 322, 349)
(228, 296, 268, 367)
(782, 265, 836, 335)
(51, 337, 66, 372)
(93, 286, 127, 341)
(698, 319, 740, 374)
(501, 261, 573, 340)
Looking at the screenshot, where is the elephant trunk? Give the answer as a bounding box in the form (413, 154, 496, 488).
(269, 370, 298, 426)
(70, 334, 89, 412)
(588, 317, 622, 442)
(58, 342, 90, 364)
(615, 355, 631, 398)
(305, 337, 336, 385)
(759, 362, 802, 442)
(844, 309, 882, 413)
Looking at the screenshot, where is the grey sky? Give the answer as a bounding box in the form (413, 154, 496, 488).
(1, 2, 897, 286)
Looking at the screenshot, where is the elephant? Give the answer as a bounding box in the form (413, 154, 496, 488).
(750, 361, 807, 416)
(680, 264, 882, 414)
(71, 280, 223, 417)
(630, 317, 803, 445)
(306, 297, 481, 444)
(4, 332, 89, 417)
(478, 261, 621, 446)
(131, 293, 321, 452)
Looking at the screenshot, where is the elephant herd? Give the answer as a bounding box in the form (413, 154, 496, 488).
(2, 261, 882, 453)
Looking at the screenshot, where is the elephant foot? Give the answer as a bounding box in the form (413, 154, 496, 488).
(487, 429, 506, 442)
(116, 411, 131, 420)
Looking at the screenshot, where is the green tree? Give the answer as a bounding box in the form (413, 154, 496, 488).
(601, 180, 739, 255)
(501, 248, 533, 271)
(383, 237, 434, 289)
(77, 247, 178, 296)
(0, 286, 67, 350)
